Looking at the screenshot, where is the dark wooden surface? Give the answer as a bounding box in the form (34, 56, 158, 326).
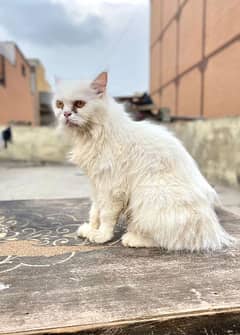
(0, 199, 240, 335)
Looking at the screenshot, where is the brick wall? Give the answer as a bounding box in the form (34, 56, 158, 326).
(150, 0, 240, 118)
(0, 44, 38, 125)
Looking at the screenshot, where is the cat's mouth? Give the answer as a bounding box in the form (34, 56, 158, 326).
(65, 118, 77, 127)
(65, 119, 74, 127)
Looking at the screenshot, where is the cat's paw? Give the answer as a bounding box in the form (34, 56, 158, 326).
(122, 232, 138, 247)
(77, 223, 93, 239)
(88, 229, 113, 244)
(122, 232, 158, 248)
(77, 223, 113, 244)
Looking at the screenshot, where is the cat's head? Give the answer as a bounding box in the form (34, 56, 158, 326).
(53, 72, 108, 131)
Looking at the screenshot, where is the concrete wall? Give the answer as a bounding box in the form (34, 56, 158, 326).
(0, 117, 239, 188)
(171, 117, 240, 187)
(0, 126, 71, 163)
(150, 0, 240, 119)
(0, 44, 38, 125)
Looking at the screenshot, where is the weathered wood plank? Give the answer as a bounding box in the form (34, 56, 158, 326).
(0, 199, 239, 335)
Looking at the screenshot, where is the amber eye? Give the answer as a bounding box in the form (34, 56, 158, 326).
(56, 100, 64, 109)
(74, 100, 86, 109)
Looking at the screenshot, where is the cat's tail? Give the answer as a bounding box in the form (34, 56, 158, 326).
(153, 204, 235, 252)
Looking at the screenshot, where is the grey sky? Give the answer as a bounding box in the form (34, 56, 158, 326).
(0, 0, 149, 96)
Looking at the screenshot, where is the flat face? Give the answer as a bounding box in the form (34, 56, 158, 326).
(0, 199, 240, 335)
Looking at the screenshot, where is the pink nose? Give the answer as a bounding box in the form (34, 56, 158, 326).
(64, 111, 72, 118)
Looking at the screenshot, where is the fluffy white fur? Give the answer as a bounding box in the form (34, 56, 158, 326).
(53, 72, 234, 251)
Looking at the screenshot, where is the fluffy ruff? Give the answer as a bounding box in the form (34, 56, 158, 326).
(54, 79, 234, 251)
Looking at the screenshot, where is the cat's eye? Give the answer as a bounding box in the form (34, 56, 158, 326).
(56, 100, 64, 109)
(74, 100, 86, 109)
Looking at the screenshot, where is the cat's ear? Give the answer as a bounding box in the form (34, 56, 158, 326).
(91, 71, 108, 96)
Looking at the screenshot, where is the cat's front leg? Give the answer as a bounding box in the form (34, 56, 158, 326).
(86, 202, 122, 244)
(77, 202, 100, 239)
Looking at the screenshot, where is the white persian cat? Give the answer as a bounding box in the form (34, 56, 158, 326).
(53, 72, 233, 251)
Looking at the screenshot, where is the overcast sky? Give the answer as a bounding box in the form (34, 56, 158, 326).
(0, 0, 149, 96)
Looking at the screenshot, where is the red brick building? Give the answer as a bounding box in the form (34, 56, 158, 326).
(150, 0, 240, 118)
(0, 42, 39, 125)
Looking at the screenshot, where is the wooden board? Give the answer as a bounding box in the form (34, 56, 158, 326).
(0, 199, 240, 335)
